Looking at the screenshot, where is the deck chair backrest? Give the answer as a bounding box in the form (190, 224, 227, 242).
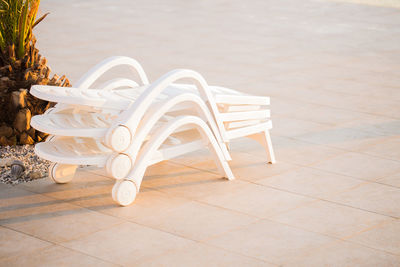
(75, 56, 149, 89)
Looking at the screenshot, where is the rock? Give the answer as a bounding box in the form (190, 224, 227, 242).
(8, 136, 17, 146)
(11, 89, 27, 109)
(1, 145, 51, 184)
(10, 160, 25, 180)
(0, 125, 13, 137)
(0, 158, 12, 167)
(19, 132, 34, 145)
(30, 171, 42, 180)
(0, 136, 9, 146)
(27, 127, 35, 139)
(13, 108, 31, 132)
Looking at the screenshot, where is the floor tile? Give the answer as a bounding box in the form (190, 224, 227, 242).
(0, 192, 81, 227)
(326, 182, 400, 218)
(350, 219, 400, 255)
(275, 142, 344, 166)
(273, 116, 331, 138)
(358, 137, 400, 161)
(337, 113, 400, 137)
(232, 136, 344, 166)
(4, 205, 124, 243)
(281, 102, 365, 126)
(296, 126, 389, 151)
(378, 172, 400, 188)
(136, 242, 273, 267)
(129, 201, 258, 241)
(69, 186, 190, 221)
(0, 226, 51, 259)
(227, 153, 299, 182)
(0, 185, 53, 209)
(206, 219, 335, 264)
(285, 240, 400, 267)
(19, 168, 113, 197)
(258, 167, 363, 199)
(62, 222, 195, 266)
(172, 149, 297, 181)
(311, 152, 400, 181)
(0, 245, 116, 267)
(270, 200, 391, 239)
(200, 183, 314, 218)
(142, 161, 251, 199)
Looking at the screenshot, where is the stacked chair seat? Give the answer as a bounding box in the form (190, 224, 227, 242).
(31, 56, 276, 206)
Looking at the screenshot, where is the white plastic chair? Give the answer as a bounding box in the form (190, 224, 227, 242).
(31, 59, 275, 206)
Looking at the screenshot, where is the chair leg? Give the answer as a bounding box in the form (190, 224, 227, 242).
(248, 130, 276, 164)
(207, 143, 235, 180)
(263, 130, 276, 164)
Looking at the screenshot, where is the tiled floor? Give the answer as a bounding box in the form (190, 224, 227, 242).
(1, 0, 400, 266)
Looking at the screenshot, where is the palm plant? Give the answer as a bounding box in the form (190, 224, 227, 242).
(0, 0, 70, 146)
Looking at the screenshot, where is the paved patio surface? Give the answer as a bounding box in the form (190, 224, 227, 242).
(1, 0, 400, 266)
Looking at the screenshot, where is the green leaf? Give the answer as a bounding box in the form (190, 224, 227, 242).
(17, 0, 28, 58)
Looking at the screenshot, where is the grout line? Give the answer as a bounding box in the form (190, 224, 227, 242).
(237, 145, 400, 190)
(260, 217, 400, 257)
(255, 180, 399, 220)
(0, 225, 120, 266)
(273, 93, 400, 120)
(242, 136, 400, 189)
(108, 216, 276, 266)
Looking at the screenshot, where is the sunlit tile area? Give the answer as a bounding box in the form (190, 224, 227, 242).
(1, 0, 400, 266)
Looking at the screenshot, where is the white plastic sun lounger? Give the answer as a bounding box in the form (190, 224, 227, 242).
(31, 59, 275, 206)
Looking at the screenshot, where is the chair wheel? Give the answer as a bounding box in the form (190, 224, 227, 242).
(106, 153, 132, 179)
(112, 180, 137, 206)
(48, 163, 77, 184)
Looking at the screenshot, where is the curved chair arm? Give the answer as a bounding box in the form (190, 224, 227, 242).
(105, 69, 227, 152)
(124, 93, 231, 164)
(75, 56, 149, 89)
(125, 115, 234, 190)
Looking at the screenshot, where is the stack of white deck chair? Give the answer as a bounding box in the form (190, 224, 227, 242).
(30, 56, 276, 206)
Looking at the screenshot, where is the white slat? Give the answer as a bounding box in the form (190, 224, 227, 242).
(219, 110, 270, 122)
(225, 121, 272, 139)
(149, 140, 204, 165)
(215, 94, 270, 105)
(226, 119, 261, 130)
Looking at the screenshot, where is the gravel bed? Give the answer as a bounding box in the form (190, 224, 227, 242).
(0, 145, 50, 185)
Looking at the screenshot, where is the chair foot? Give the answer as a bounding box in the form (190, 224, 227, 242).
(112, 180, 137, 206)
(48, 163, 77, 184)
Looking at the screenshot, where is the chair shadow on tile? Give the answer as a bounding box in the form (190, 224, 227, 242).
(0, 200, 91, 225)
